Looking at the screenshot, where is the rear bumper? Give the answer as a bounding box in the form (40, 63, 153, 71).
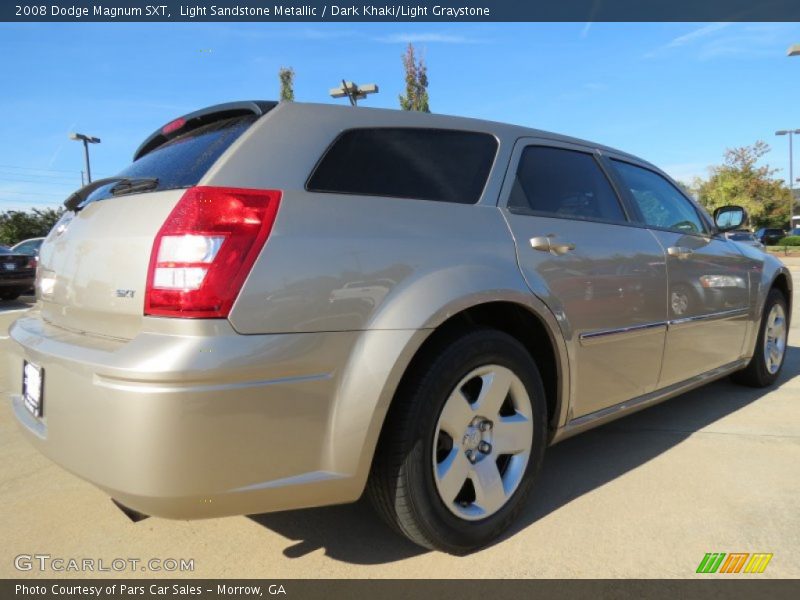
(0, 274, 34, 290)
(6, 313, 377, 518)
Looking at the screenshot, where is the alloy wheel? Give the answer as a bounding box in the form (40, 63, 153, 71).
(432, 365, 534, 521)
(764, 303, 787, 375)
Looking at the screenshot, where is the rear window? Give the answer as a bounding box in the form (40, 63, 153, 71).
(87, 115, 256, 202)
(306, 128, 498, 204)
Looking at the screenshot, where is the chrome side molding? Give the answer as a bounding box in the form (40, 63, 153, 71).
(579, 308, 751, 346)
(579, 322, 667, 346)
(667, 307, 750, 328)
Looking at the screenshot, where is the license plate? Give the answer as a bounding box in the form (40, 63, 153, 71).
(3, 263, 15, 271)
(22, 361, 44, 418)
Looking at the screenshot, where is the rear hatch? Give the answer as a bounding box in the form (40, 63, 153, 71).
(38, 102, 275, 339)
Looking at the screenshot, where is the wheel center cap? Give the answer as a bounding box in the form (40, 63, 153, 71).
(462, 427, 481, 451)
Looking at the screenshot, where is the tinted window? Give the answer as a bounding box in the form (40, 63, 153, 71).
(87, 116, 256, 202)
(12, 240, 42, 254)
(612, 160, 706, 234)
(307, 128, 497, 204)
(508, 146, 625, 222)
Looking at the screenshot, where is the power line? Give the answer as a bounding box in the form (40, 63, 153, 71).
(0, 164, 78, 175)
(0, 177, 78, 187)
(0, 170, 80, 183)
(0, 190, 66, 197)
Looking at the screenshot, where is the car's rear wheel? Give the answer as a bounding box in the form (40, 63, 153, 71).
(367, 328, 547, 554)
(732, 288, 789, 387)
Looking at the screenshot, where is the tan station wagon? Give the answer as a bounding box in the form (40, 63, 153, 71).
(6, 101, 793, 553)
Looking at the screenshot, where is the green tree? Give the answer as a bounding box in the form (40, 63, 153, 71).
(697, 141, 792, 229)
(0, 207, 64, 246)
(399, 44, 430, 112)
(675, 180, 698, 199)
(278, 67, 295, 102)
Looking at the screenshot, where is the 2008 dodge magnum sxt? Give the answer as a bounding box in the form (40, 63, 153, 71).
(6, 101, 792, 554)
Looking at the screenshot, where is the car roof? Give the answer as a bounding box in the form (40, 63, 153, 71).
(269, 101, 654, 168)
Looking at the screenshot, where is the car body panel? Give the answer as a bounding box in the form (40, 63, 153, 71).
(37, 190, 184, 339)
(499, 137, 668, 419)
(649, 229, 754, 386)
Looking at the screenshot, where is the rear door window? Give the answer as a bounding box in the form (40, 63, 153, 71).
(306, 128, 498, 204)
(87, 115, 256, 202)
(508, 145, 627, 223)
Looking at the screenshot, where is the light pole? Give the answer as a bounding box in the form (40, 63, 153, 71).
(786, 46, 800, 225)
(69, 132, 101, 183)
(329, 81, 379, 106)
(775, 129, 800, 227)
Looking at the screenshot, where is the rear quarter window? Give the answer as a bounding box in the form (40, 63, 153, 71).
(87, 115, 256, 202)
(306, 128, 498, 204)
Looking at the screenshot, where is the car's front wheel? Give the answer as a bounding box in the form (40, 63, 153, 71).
(732, 288, 789, 387)
(367, 328, 547, 554)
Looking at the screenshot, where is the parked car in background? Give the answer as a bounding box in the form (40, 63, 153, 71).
(725, 230, 765, 250)
(790, 227, 800, 237)
(5, 101, 794, 554)
(755, 228, 786, 246)
(10, 237, 45, 258)
(0, 246, 36, 300)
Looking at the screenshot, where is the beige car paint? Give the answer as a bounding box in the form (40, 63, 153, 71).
(5, 101, 793, 520)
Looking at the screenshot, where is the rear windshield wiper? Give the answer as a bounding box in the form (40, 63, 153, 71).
(64, 177, 159, 212)
(109, 178, 159, 197)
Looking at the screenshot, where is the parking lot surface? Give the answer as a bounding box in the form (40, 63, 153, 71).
(1, 264, 798, 579)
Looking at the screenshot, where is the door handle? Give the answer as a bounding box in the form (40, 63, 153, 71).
(667, 246, 693, 259)
(530, 236, 575, 256)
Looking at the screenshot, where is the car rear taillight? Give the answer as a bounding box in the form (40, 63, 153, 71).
(26, 257, 38, 269)
(145, 186, 281, 318)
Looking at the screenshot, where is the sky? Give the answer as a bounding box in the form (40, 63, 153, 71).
(1, 21, 800, 211)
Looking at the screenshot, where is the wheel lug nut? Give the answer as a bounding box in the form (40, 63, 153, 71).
(479, 420, 492, 432)
(466, 450, 477, 463)
(478, 441, 492, 454)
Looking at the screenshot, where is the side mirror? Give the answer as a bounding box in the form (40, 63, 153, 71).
(713, 205, 747, 232)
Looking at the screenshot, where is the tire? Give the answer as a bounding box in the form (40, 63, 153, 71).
(732, 288, 789, 387)
(0, 291, 20, 301)
(367, 328, 548, 554)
